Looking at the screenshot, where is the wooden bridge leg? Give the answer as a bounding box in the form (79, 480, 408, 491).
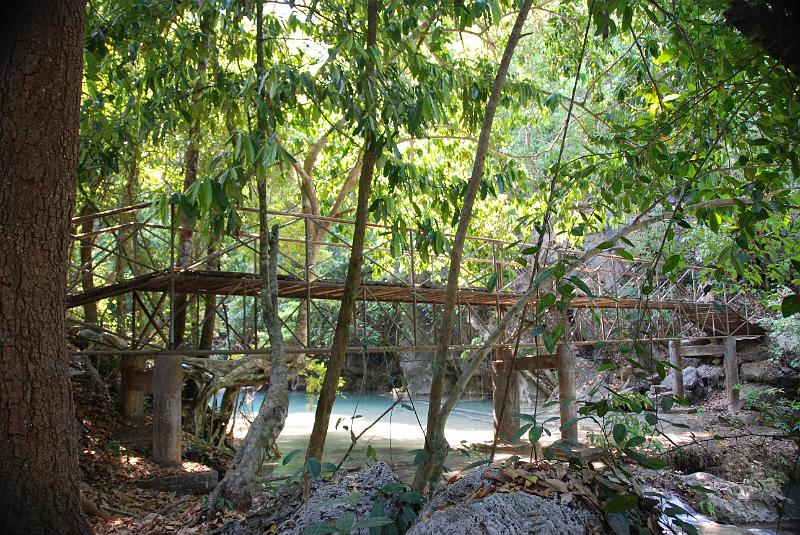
(492, 347, 520, 441)
(153, 354, 182, 466)
(120, 355, 147, 423)
(668, 340, 683, 402)
(557, 344, 578, 446)
(724, 336, 740, 414)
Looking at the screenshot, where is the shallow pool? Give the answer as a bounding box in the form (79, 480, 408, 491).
(227, 390, 551, 478)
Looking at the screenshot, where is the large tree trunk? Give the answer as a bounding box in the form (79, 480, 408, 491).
(305, 0, 379, 463)
(413, 0, 534, 493)
(0, 2, 91, 534)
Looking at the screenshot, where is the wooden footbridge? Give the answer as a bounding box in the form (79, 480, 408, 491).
(67, 202, 764, 462)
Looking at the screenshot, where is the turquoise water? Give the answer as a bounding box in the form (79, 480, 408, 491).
(227, 391, 548, 478)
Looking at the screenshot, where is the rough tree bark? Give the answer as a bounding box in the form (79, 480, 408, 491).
(412, 0, 534, 493)
(0, 2, 91, 533)
(305, 0, 379, 463)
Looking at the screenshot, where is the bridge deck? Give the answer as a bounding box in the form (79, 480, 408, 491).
(66, 270, 763, 336)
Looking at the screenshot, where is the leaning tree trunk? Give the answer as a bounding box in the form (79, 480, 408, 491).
(305, 0, 379, 464)
(0, 2, 91, 534)
(206, 181, 288, 510)
(413, 0, 534, 493)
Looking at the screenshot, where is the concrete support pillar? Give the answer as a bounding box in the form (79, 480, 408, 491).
(120, 355, 147, 423)
(668, 340, 683, 401)
(492, 346, 520, 441)
(557, 344, 578, 445)
(153, 354, 183, 466)
(723, 336, 740, 414)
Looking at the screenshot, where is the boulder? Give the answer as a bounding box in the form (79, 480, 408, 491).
(659, 366, 726, 402)
(696, 365, 724, 389)
(741, 360, 795, 386)
(407, 469, 602, 535)
(215, 462, 402, 535)
(680, 472, 792, 526)
(660, 366, 701, 398)
(737, 343, 768, 363)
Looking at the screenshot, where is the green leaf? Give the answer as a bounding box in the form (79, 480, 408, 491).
(302, 523, 337, 535)
(645, 412, 659, 426)
(543, 331, 556, 354)
(282, 449, 304, 466)
(604, 493, 639, 513)
(528, 425, 544, 444)
(539, 293, 556, 309)
(366, 444, 377, 461)
(334, 512, 355, 532)
(381, 481, 406, 494)
(612, 423, 626, 444)
(307, 457, 321, 478)
(353, 517, 394, 529)
(486, 273, 498, 292)
(781, 294, 800, 317)
(569, 275, 594, 297)
(662, 254, 681, 273)
(626, 435, 646, 448)
(616, 249, 634, 261)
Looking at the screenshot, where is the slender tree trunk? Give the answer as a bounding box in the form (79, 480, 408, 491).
(210, 386, 239, 446)
(175, 5, 211, 347)
(295, 159, 362, 347)
(201, 2, 288, 511)
(209, 184, 287, 509)
(174, 84, 207, 348)
(199, 249, 218, 350)
(413, 0, 534, 493)
(305, 0, 379, 463)
(0, 2, 91, 533)
(78, 203, 99, 325)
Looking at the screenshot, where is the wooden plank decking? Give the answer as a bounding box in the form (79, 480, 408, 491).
(66, 269, 764, 336)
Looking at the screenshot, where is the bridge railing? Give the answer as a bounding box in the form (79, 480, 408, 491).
(68, 203, 750, 353)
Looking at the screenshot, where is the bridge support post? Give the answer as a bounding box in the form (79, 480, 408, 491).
(557, 344, 578, 446)
(668, 340, 683, 401)
(724, 336, 740, 414)
(120, 355, 147, 423)
(492, 346, 520, 441)
(153, 354, 182, 466)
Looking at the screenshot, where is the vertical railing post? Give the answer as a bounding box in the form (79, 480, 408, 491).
(557, 343, 578, 445)
(668, 339, 683, 402)
(491, 346, 519, 441)
(408, 229, 418, 347)
(304, 216, 311, 348)
(724, 336, 740, 414)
